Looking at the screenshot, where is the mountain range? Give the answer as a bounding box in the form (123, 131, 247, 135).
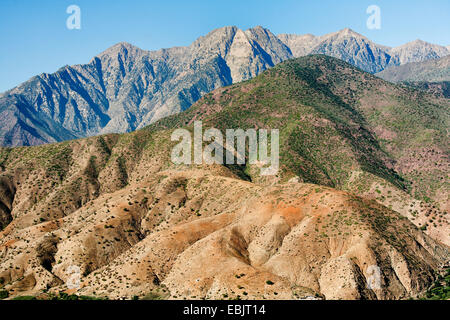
(377, 54, 450, 83)
(0, 56, 448, 300)
(1, 26, 449, 147)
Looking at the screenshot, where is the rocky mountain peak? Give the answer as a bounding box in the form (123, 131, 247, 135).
(333, 27, 363, 38)
(98, 41, 144, 59)
(1, 26, 449, 147)
(190, 26, 238, 59)
(310, 29, 393, 73)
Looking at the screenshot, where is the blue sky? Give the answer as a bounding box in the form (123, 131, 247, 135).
(1, 0, 449, 92)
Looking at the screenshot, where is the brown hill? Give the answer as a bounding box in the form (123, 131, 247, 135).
(0, 159, 447, 300)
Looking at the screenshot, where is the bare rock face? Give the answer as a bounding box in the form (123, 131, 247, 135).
(1, 26, 449, 147)
(224, 27, 292, 82)
(277, 34, 320, 57)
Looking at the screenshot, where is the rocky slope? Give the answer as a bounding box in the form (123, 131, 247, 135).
(402, 81, 450, 99)
(2, 27, 449, 147)
(0, 56, 448, 300)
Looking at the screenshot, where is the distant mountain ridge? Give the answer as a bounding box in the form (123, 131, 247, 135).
(376, 55, 450, 82)
(388, 39, 450, 65)
(279, 28, 396, 73)
(278, 29, 449, 72)
(1, 26, 449, 146)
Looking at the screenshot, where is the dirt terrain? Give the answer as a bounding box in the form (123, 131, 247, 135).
(0, 160, 448, 299)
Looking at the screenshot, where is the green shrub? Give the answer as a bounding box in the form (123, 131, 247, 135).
(142, 291, 164, 300)
(12, 296, 37, 300)
(0, 290, 9, 299)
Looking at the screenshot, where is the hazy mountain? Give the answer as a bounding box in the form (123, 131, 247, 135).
(1, 26, 449, 147)
(388, 39, 449, 65)
(278, 30, 450, 72)
(0, 56, 448, 300)
(376, 55, 450, 82)
(309, 28, 396, 73)
(278, 28, 396, 73)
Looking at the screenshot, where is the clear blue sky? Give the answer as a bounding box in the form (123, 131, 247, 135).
(1, 0, 449, 92)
